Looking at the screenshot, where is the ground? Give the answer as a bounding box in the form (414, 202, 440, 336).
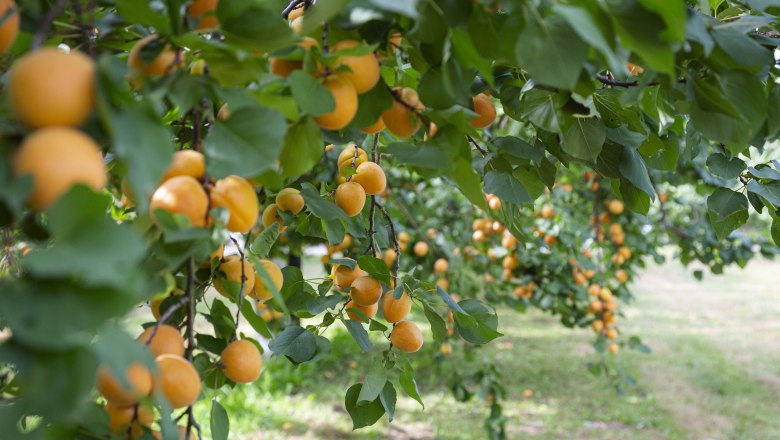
(188, 256, 780, 440)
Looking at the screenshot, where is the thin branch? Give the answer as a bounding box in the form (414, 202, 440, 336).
(143, 296, 190, 347)
(383, 83, 423, 115)
(228, 236, 248, 340)
(31, 0, 69, 49)
(365, 196, 378, 256)
(322, 22, 329, 53)
(386, 192, 446, 260)
(466, 135, 488, 156)
(376, 201, 401, 280)
(595, 74, 642, 88)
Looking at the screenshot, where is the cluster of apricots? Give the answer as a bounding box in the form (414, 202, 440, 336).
(587, 284, 620, 355)
(331, 259, 423, 353)
(96, 323, 261, 437)
(8, 48, 107, 212)
(332, 144, 388, 217)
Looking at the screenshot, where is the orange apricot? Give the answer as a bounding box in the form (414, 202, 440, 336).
(188, 0, 219, 30)
(97, 363, 153, 406)
(333, 39, 380, 94)
(381, 291, 411, 323)
(9, 48, 95, 128)
(350, 276, 382, 306)
(0, 0, 19, 53)
(413, 241, 429, 257)
(150, 176, 209, 227)
(253, 259, 283, 301)
(382, 87, 422, 138)
(345, 299, 378, 323)
(333, 260, 367, 289)
(138, 324, 185, 357)
(434, 258, 448, 274)
(470, 93, 496, 129)
(335, 181, 366, 216)
(161, 150, 205, 182)
(314, 74, 358, 130)
(210, 175, 259, 233)
(214, 255, 256, 297)
(13, 127, 106, 211)
(220, 339, 263, 383)
(128, 35, 180, 77)
(390, 321, 423, 353)
(275, 188, 305, 214)
(351, 161, 386, 195)
(337, 145, 368, 173)
(154, 354, 201, 409)
(105, 401, 154, 436)
(361, 117, 385, 134)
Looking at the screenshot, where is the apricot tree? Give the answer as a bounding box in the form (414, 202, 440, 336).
(0, 0, 779, 439)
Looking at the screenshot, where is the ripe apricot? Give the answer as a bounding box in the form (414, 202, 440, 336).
(210, 175, 259, 233)
(0, 0, 19, 52)
(151, 289, 184, 320)
(335, 181, 366, 216)
(383, 248, 397, 268)
(276, 188, 305, 214)
(220, 339, 263, 383)
(97, 363, 153, 406)
(315, 74, 358, 130)
(214, 255, 256, 297)
(501, 233, 517, 250)
(592, 319, 604, 332)
(470, 93, 496, 129)
(605, 328, 618, 340)
(253, 259, 283, 301)
(439, 342, 452, 355)
(389, 33, 402, 49)
(618, 246, 632, 260)
(436, 278, 449, 290)
(390, 321, 423, 353)
(128, 35, 180, 77)
(541, 205, 554, 219)
(351, 161, 386, 195)
(489, 197, 501, 210)
(268, 34, 320, 78)
(397, 231, 410, 244)
(381, 291, 411, 323)
(261, 203, 285, 230)
(350, 276, 382, 306)
(200, 244, 224, 269)
(346, 299, 378, 323)
(154, 354, 201, 409)
(9, 49, 94, 128)
(607, 199, 624, 215)
(333, 40, 380, 94)
(616, 269, 628, 283)
(289, 16, 303, 35)
(361, 117, 385, 134)
(608, 343, 619, 355)
(337, 145, 368, 173)
(587, 284, 601, 297)
(434, 258, 448, 274)
(333, 260, 367, 289)
(13, 127, 106, 211)
(413, 241, 429, 257)
(382, 87, 422, 138)
(288, 6, 304, 21)
(161, 150, 205, 182)
(138, 324, 185, 357)
(188, 0, 219, 30)
(150, 176, 209, 227)
(105, 401, 154, 436)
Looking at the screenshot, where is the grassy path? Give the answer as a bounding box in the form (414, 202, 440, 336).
(208, 257, 780, 439)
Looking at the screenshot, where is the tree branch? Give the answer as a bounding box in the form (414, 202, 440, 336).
(466, 135, 488, 156)
(383, 83, 423, 115)
(376, 201, 401, 280)
(31, 0, 69, 49)
(229, 236, 248, 340)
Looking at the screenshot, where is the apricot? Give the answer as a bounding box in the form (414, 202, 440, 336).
(541, 205, 554, 219)
(390, 321, 423, 353)
(200, 244, 224, 269)
(350, 276, 382, 306)
(616, 269, 628, 283)
(289, 16, 303, 35)
(138, 324, 185, 357)
(217, 103, 231, 120)
(389, 33, 402, 49)
(161, 150, 205, 182)
(129, 35, 180, 78)
(13, 127, 106, 211)
(214, 255, 256, 297)
(188, 0, 219, 30)
(470, 93, 496, 129)
(154, 354, 201, 409)
(607, 199, 624, 215)
(151, 289, 184, 320)
(333, 260, 367, 289)
(261, 204, 285, 230)
(361, 118, 385, 134)
(489, 197, 501, 210)
(383, 248, 397, 268)
(9, 48, 94, 128)
(337, 145, 368, 173)
(150, 176, 209, 227)
(413, 241, 428, 257)
(397, 231, 410, 243)
(314, 74, 358, 130)
(382, 87, 422, 138)
(592, 320, 604, 332)
(333, 40, 380, 94)
(434, 258, 448, 274)
(0, 0, 18, 52)
(97, 363, 153, 406)
(288, 6, 304, 20)
(345, 299, 378, 323)
(151, 426, 196, 440)
(253, 259, 283, 301)
(587, 284, 601, 297)
(270, 57, 301, 78)
(275, 188, 305, 214)
(381, 291, 411, 323)
(210, 175, 258, 233)
(618, 246, 632, 260)
(335, 181, 366, 217)
(105, 401, 154, 436)
(502, 255, 517, 270)
(501, 233, 517, 250)
(436, 278, 449, 290)
(220, 339, 263, 383)
(351, 161, 386, 195)
(608, 343, 619, 355)
(439, 342, 452, 355)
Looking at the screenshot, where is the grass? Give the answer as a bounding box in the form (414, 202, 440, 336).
(185, 256, 780, 440)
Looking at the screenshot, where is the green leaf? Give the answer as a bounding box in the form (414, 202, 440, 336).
(324, 218, 346, 246)
(117, 0, 171, 33)
(491, 137, 543, 163)
(379, 382, 397, 423)
(279, 117, 325, 179)
(210, 400, 229, 440)
(562, 118, 605, 162)
(515, 14, 588, 90)
(344, 319, 373, 352)
(368, 0, 419, 18)
(240, 299, 271, 338)
(593, 89, 645, 132)
(619, 146, 655, 198)
(344, 384, 386, 430)
(518, 89, 565, 133)
(711, 28, 772, 71)
(423, 302, 447, 344)
(217, 0, 297, 53)
(384, 142, 451, 170)
(451, 158, 488, 211)
(269, 326, 318, 364)
(771, 218, 780, 246)
(399, 356, 424, 407)
(436, 285, 467, 314)
(356, 255, 392, 286)
(209, 299, 236, 340)
(349, 84, 394, 130)
(747, 180, 780, 207)
(23, 187, 146, 289)
(453, 299, 502, 345)
(300, 183, 347, 220)
(707, 187, 749, 239)
(707, 153, 746, 179)
(605, 0, 675, 74)
(483, 170, 533, 206)
(205, 104, 287, 178)
(92, 325, 155, 386)
(251, 222, 280, 258)
(288, 71, 335, 116)
(451, 29, 494, 87)
(554, 5, 624, 73)
(358, 361, 387, 404)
